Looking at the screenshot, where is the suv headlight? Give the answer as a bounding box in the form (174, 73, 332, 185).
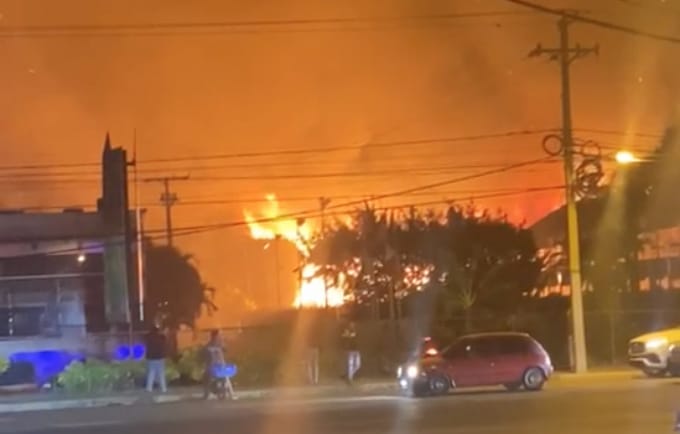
(645, 338, 669, 350)
(406, 365, 419, 379)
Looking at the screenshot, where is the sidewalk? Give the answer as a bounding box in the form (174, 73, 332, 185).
(0, 380, 396, 414)
(0, 368, 643, 414)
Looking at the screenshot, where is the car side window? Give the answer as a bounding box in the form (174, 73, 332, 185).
(497, 336, 528, 355)
(442, 339, 470, 359)
(469, 337, 500, 358)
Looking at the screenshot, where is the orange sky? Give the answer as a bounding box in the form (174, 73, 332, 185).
(0, 0, 676, 313)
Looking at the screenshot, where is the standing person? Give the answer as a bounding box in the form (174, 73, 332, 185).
(202, 329, 235, 400)
(341, 321, 360, 385)
(306, 331, 320, 385)
(145, 325, 168, 393)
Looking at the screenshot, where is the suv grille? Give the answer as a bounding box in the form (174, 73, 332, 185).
(629, 342, 646, 355)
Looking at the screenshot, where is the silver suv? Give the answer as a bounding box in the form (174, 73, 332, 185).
(628, 327, 680, 377)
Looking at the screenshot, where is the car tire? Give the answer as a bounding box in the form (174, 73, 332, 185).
(643, 368, 667, 378)
(504, 382, 522, 392)
(522, 367, 545, 391)
(669, 364, 680, 377)
(427, 373, 451, 396)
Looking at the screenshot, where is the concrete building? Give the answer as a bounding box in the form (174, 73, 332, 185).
(0, 135, 142, 385)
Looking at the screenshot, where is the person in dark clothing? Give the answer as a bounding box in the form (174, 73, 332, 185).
(145, 325, 168, 393)
(341, 321, 360, 384)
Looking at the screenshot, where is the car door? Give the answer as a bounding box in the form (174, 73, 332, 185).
(468, 336, 503, 385)
(491, 336, 528, 385)
(442, 337, 497, 387)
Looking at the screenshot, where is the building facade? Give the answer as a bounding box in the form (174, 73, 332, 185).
(0, 136, 141, 385)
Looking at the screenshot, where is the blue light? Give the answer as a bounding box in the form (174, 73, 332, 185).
(113, 344, 146, 361)
(132, 344, 145, 360)
(9, 350, 83, 385)
(114, 345, 131, 360)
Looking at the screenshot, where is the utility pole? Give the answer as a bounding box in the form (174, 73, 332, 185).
(319, 197, 331, 308)
(528, 15, 598, 373)
(144, 175, 189, 247)
(131, 131, 145, 323)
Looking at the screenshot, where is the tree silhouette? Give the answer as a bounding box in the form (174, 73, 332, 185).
(310, 204, 540, 328)
(439, 206, 541, 331)
(144, 244, 216, 328)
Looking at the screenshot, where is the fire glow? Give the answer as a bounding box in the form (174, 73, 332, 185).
(243, 194, 344, 308)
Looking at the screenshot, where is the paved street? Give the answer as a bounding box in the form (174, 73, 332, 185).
(3, 376, 680, 434)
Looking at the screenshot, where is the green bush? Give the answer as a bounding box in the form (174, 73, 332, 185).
(165, 360, 180, 382)
(58, 360, 124, 393)
(230, 351, 278, 388)
(58, 359, 181, 393)
(113, 360, 146, 389)
(177, 345, 290, 388)
(177, 347, 206, 382)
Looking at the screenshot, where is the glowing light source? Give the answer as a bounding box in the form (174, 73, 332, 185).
(77, 253, 86, 263)
(615, 150, 638, 165)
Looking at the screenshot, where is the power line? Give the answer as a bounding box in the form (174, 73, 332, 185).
(321, 156, 555, 212)
(614, 0, 680, 16)
(137, 129, 558, 165)
(14, 184, 564, 211)
(157, 182, 561, 238)
(574, 128, 662, 139)
(504, 0, 680, 44)
(61, 157, 559, 244)
(0, 163, 555, 186)
(0, 129, 556, 173)
(0, 159, 560, 180)
(6, 128, 659, 174)
(0, 11, 539, 38)
(0, 184, 562, 259)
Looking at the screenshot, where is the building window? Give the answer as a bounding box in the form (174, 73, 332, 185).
(0, 280, 58, 338)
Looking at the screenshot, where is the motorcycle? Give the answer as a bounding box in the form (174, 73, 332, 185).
(209, 363, 237, 400)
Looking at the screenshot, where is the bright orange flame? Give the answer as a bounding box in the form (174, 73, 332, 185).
(295, 264, 344, 308)
(243, 194, 344, 308)
(243, 195, 310, 253)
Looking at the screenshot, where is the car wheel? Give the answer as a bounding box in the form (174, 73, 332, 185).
(504, 382, 522, 392)
(428, 374, 451, 396)
(643, 368, 667, 378)
(522, 367, 545, 391)
(668, 364, 680, 377)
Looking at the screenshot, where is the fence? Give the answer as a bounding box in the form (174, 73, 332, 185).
(4, 309, 665, 386)
(173, 310, 677, 378)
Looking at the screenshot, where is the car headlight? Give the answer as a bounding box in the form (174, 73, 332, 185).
(645, 338, 669, 350)
(406, 365, 419, 379)
(396, 366, 403, 378)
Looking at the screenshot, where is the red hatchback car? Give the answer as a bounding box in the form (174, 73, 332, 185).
(398, 332, 553, 396)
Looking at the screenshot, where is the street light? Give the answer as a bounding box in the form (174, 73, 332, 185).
(615, 150, 639, 165)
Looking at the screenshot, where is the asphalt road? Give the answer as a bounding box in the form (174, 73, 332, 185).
(3, 377, 680, 434)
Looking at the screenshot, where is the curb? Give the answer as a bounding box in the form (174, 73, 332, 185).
(151, 382, 397, 403)
(0, 396, 138, 414)
(0, 382, 397, 414)
(552, 370, 637, 381)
